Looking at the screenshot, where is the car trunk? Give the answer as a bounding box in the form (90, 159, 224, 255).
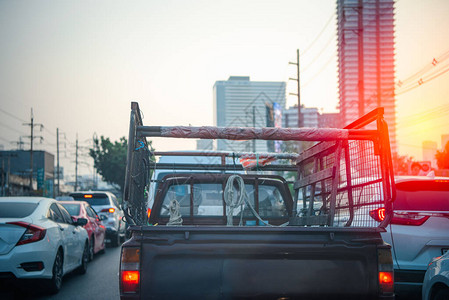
(0, 218, 32, 255)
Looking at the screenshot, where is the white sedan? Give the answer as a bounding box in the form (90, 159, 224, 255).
(0, 197, 89, 294)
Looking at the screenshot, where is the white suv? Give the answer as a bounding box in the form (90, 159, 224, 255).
(368, 176, 449, 296)
(70, 191, 125, 247)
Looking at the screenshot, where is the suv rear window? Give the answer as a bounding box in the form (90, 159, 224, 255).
(70, 193, 109, 206)
(0, 202, 39, 218)
(395, 181, 449, 211)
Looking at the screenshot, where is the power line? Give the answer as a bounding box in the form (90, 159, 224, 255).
(0, 108, 26, 123)
(0, 121, 27, 135)
(396, 65, 449, 96)
(397, 50, 449, 89)
(43, 127, 57, 137)
(301, 12, 336, 57)
(0, 137, 11, 144)
(397, 119, 449, 133)
(301, 35, 336, 73)
(302, 53, 336, 88)
(358, 51, 449, 105)
(396, 104, 449, 128)
(398, 143, 441, 150)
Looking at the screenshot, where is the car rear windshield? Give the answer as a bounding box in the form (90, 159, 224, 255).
(395, 181, 449, 211)
(60, 203, 81, 216)
(0, 202, 39, 218)
(70, 194, 109, 206)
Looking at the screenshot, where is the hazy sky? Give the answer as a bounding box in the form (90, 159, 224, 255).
(1, 0, 449, 177)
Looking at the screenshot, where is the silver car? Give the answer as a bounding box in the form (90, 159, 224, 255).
(422, 251, 449, 300)
(69, 191, 125, 247)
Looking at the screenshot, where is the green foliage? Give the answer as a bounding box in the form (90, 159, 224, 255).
(435, 141, 449, 169)
(90, 136, 128, 193)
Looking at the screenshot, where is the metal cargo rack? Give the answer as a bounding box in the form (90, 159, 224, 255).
(123, 102, 395, 228)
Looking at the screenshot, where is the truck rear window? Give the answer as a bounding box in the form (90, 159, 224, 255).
(160, 183, 288, 218)
(394, 181, 449, 211)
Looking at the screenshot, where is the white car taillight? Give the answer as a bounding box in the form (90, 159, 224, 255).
(7, 222, 46, 246)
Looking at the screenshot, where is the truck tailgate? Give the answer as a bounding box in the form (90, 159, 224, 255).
(132, 226, 385, 299)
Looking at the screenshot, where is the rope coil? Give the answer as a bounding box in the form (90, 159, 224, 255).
(224, 175, 276, 227)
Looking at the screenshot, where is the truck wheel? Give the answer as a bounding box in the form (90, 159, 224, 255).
(46, 250, 63, 294)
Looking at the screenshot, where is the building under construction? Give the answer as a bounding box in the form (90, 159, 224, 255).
(337, 0, 396, 152)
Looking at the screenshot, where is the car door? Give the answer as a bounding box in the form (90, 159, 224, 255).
(49, 203, 74, 270)
(57, 203, 84, 269)
(86, 205, 103, 251)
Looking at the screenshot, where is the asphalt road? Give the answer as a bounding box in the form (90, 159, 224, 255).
(1, 245, 121, 300)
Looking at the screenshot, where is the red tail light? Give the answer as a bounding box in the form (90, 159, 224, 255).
(101, 208, 115, 213)
(370, 208, 430, 226)
(147, 208, 151, 219)
(390, 212, 430, 226)
(121, 247, 141, 294)
(7, 222, 46, 246)
(121, 271, 140, 293)
(370, 208, 386, 222)
(379, 271, 394, 294)
(378, 248, 394, 296)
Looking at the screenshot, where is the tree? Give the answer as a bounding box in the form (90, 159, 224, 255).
(435, 141, 449, 169)
(90, 136, 128, 193)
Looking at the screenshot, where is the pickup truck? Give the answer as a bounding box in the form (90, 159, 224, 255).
(120, 102, 396, 299)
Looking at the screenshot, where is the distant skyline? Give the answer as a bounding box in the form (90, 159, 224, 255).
(1, 0, 449, 178)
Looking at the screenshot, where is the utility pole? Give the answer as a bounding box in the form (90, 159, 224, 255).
(252, 106, 256, 152)
(56, 128, 60, 196)
(289, 49, 302, 127)
(357, 0, 365, 117)
(23, 109, 43, 194)
(75, 134, 79, 192)
(92, 133, 98, 190)
(11, 137, 25, 150)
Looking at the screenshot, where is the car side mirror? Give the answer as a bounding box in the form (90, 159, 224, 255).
(99, 215, 107, 221)
(75, 218, 88, 226)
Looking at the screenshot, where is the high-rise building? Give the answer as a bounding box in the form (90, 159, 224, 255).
(283, 106, 319, 128)
(318, 113, 341, 128)
(196, 139, 213, 151)
(213, 76, 286, 152)
(337, 0, 396, 152)
(283, 106, 340, 129)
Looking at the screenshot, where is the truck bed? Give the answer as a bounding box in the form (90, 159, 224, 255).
(124, 226, 389, 300)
